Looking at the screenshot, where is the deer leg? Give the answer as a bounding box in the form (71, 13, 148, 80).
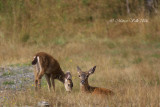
(37, 71, 44, 89)
(51, 76, 55, 91)
(36, 70, 43, 89)
(45, 74, 51, 91)
(34, 57, 43, 91)
(35, 79, 38, 91)
(34, 68, 39, 91)
(37, 79, 41, 89)
(38, 69, 45, 79)
(34, 76, 41, 90)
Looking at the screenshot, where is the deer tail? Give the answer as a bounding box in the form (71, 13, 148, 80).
(32, 56, 38, 65)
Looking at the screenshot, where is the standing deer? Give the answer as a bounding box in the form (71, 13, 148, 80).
(31, 52, 73, 92)
(77, 66, 113, 95)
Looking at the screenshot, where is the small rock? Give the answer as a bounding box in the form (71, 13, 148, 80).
(37, 101, 50, 107)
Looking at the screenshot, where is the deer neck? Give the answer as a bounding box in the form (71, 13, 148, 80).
(80, 80, 91, 92)
(56, 69, 65, 84)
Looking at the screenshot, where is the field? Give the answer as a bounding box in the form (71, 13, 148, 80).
(0, 36, 160, 106)
(0, 0, 160, 107)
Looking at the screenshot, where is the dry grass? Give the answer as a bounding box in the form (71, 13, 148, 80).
(0, 0, 160, 106)
(1, 36, 160, 106)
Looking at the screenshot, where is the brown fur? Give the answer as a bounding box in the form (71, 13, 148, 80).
(80, 82, 113, 95)
(77, 66, 114, 96)
(32, 52, 73, 91)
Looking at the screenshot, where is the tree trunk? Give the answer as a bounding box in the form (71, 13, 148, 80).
(126, 0, 130, 14)
(145, 0, 158, 15)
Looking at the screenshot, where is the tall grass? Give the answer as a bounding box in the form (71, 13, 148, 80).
(1, 36, 160, 106)
(0, 0, 159, 42)
(0, 0, 160, 106)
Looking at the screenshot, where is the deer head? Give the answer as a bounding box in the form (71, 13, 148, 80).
(64, 71, 73, 92)
(77, 66, 96, 85)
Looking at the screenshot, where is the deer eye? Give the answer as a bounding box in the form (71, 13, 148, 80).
(79, 75, 80, 77)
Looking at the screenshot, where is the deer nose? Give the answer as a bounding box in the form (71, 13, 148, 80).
(68, 83, 73, 88)
(81, 80, 85, 84)
(71, 83, 73, 87)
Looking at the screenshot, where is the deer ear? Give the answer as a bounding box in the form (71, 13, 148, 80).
(88, 66, 96, 74)
(65, 71, 72, 79)
(77, 66, 82, 73)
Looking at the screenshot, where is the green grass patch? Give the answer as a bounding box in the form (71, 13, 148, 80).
(3, 81, 14, 85)
(41, 77, 48, 88)
(21, 33, 30, 43)
(155, 43, 160, 48)
(111, 58, 126, 69)
(133, 57, 142, 64)
(103, 38, 117, 49)
(110, 49, 121, 56)
(151, 54, 160, 59)
(82, 0, 90, 5)
(53, 36, 67, 46)
(9, 63, 31, 67)
(106, 41, 116, 49)
(122, 50, 128, 58)
(2, 72, 14, 76)
(83, 55, 90, 61)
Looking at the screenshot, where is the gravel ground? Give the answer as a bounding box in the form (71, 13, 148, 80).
(0, 66, 34, 91)
(0, 66, 35, 106)
(0, 66, 52, 106)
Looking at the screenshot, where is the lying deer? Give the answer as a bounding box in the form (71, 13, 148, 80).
(77, 66, 113, 95)
(32, 52, 73, 92)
